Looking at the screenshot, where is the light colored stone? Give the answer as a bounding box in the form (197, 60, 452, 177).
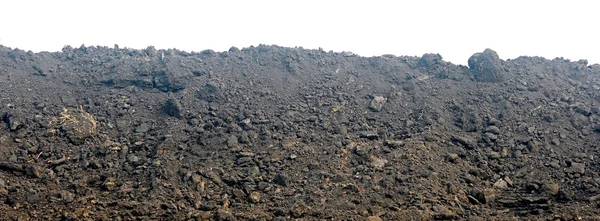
(367, 216, 383, 221)
(371, 156, 388, 169)
(369, 96, 387, 112)
(493, 178, 508, 189)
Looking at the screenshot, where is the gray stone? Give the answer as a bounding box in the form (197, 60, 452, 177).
(369, 96, 387, 112)
(567, 162, 585, 174)
(513, 150, 523, 158)
(359, 131, 379, 140)
(227, 135, 239, 148)
(485, 126, 500, 134)
(451, 136, 475, 149)
(128, 155, 140, 164)
(487, 151, 501, 160)
(135, 123, 150, 133)
(484, 132, 498, 141)
(384, 140, 405, 148)
(238, 133, 251, 144)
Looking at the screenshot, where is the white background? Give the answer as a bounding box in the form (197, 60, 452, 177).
(1, 0, 598, 65)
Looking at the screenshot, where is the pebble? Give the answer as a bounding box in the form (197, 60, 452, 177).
(291, 202, 310, 218)
(249, 192, 261, 203)
(128, 155, 140, 164)
(384, 140, 405, 149)
(370, 156, 388, 169)
(102, 177, 117, 191)
(513, 150, 523, 158)
(359, 131, 379, 140)
(216, 209, 235, 220)
(274, 173, 288, 186)
(446, 153, 459, 163)
(485, 126, 500, 134)
(544, 182, 560, 195)
(488, 117, 502, 125)
(493, 179, 508, 189)
(551, 137, 560, 145)
(367, 216, 383, 221)
(481, 188, 497, 204)
(227, 135, 239, 148)
(451, 136, 475, 149)
(568, 162, 586, 174)
(369, 96, 387, 112)
(61, 190, 74, 204)
(487, 151, 501, 160)
(135, 123, 150, 133)
(503, 176, 513, 186)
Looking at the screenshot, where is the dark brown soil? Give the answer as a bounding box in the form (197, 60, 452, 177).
(1, 44, 600, 220)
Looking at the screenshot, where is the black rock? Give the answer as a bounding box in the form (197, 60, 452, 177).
(4, 110, 24, 131)
(273, 173, 288, 186)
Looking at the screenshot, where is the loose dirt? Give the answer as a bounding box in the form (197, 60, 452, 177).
(1, 45, 599, 220)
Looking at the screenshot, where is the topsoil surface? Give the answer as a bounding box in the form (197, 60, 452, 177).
(1, 45, 600, 220)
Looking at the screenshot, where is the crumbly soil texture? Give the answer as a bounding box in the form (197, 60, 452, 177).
(1, 45, 600, 220)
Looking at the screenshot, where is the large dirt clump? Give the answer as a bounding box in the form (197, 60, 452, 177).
(468, 48, 506, 82)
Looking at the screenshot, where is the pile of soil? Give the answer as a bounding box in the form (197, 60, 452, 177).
(1, 44, 600, 220)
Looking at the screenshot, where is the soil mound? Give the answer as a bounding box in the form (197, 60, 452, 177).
(1, 45, 600, 220)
